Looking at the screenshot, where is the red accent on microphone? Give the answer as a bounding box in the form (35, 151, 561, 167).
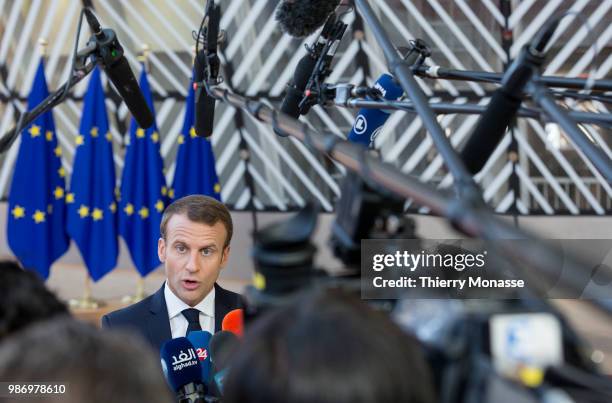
(221, 309, 244, 337)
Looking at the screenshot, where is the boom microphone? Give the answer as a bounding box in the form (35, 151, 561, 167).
(275, 0, 341, 38)
(460, 19, 560, 174)
(276, 14, 344, 136)
(83, 8, 154, 129)
(194, 0, 221, 138)
(160, 337, 208, 401)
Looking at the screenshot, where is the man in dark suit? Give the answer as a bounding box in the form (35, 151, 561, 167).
(102, 195, 242, 352)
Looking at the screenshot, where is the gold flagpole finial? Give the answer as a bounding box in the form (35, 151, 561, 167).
(38, 38, 48, 58)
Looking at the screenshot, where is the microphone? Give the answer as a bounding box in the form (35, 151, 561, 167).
(275, 0, 341, 38)
(194, 0, 221, 138)
(221, 309, 244, 337)
(160, 337, 208, 402)
(209, 331, 240, 396)
(187, 331, 213, 385)
(83, 8, 154, 129)
(346, 74, 404, 147)
(275, 13, 345, 136)
(347, 46, 424, 147)
(460, 19, 560, 174)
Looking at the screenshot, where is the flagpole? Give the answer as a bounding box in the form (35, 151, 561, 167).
(69, 275, 104, 309)
(121, 43, 152, 305)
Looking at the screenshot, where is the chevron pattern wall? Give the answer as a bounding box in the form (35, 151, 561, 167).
(0, 0, 610, 214)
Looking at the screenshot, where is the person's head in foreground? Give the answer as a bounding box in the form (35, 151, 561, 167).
(0, 260, 68, 341)
(158, 194, 233, 306)
(0, 317, 173, 403)
(223, 287, 437, 403)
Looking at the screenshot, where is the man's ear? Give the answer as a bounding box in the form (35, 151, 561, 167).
(158, 238, 166, 263)
(220, 245, 231, 268)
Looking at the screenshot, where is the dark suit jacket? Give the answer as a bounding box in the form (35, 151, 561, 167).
(101, 282, 242, 352)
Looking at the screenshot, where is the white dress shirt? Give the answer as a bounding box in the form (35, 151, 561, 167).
(164, 282, 215, 338)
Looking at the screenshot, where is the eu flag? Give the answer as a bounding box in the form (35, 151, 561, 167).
(171, 73, 221, 201)
(66, 67, 118, 281)
(7, 60, 69, 279)
(119, 66, 166, 277)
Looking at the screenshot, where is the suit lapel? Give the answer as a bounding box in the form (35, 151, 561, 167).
(147, 285, 172, 351)
(214, 283, 231, 332)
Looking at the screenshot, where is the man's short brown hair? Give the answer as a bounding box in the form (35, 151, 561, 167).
(160, 195, 233, 249)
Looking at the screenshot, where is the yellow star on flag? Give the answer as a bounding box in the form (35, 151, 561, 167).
(58, 167, 66, 178)
(168, 188, 175, 199)
(151, 132, 159, 143)
(66, 193, 75, 203)
(53, 186, 64, 200)
(54, 146, 62, 157)
(189, 127, 197, 138)
(155, 199, 164, 212)
(75, 135, 84, 146)
(124, 203, 134, 216)
(109, 202, 117, 213)
(11, 205, 25, 219)
(161, 186, 168, 196)
(177, 134, 185, 145)
(136, 128, 145, 138)
(92, 208, 103, 221)
(106, 132, 113, 142)
(45, 131, 53, 141)
(139, 207, 149, 219)
(214, 183, 221, 193)
(90, 127, 99, 137)
(32, 210, 45, 224)
(78, 205, 89, 218)
(29, 125, 41, 138)
(47, 204, 53, 214)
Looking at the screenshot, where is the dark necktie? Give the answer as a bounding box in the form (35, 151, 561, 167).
(182, 308, 202, 336)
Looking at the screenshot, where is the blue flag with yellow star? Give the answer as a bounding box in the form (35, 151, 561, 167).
(7, 60, 69, 279)
(118, 66, 166, 277)
(171, 73, 221, 200)
(66, 67, 118, 281)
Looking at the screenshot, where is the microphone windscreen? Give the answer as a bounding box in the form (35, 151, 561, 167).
(160, 337, 202, 392)
(275, 0, 341, 38)
(460, 90, 521, 174)
(221, 309, 244, 337)
(105, 56, 154, 129)
(187, 331, 213, 382)
(209, 331, 240, 369)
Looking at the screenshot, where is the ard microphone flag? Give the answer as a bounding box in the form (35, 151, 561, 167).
(119, 65, 167, 277)
(66, 67, 118, 281)
(7, 59, 69, 279)
(171, 73, 221, 201)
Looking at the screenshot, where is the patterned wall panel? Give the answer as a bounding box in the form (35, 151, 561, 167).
(0, 0, 610, 214)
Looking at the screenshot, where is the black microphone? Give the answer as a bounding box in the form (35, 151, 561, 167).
(275, 0, 341, 38)
(460, 19, 560, 174)
(83, 8, 154, 129)
(194, 0, 221, 138)
(275, 14, 344, 136)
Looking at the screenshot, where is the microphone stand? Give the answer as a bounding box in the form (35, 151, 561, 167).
(413, 65, 612, 92)
(354, 0, 483, 205)
(205, 81, 612, 316)
(531, 80, 612, 183)
(0, 44, 97, 154)
(330, 93, 612, 127)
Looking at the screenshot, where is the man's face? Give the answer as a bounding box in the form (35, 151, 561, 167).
(158, 214, 230, 307)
